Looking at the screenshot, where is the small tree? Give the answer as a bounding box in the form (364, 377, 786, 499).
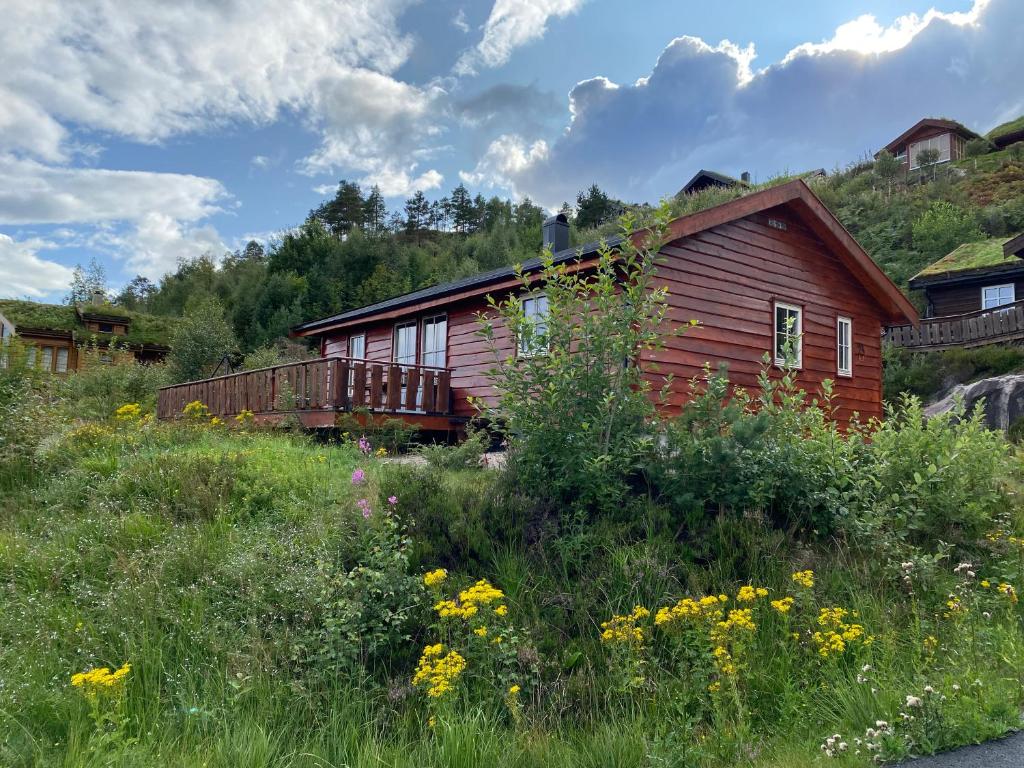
(873, 150, 901, 200)
(476, 201, 693, 514)
(915, 147, 942, 181)
(912, 202, 983, 260)
(964, 138, 990, 158)
(168, 296, 239, 383)
(66, 258, 108, 305)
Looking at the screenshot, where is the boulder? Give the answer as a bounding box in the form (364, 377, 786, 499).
(924, 373, 1024, 431)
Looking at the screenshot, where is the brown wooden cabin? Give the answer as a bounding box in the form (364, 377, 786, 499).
(157, 180, 915, 432)
(875, 118, 980, 172)
(886, 235, 1024, 351)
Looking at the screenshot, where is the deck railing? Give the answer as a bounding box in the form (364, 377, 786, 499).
(157, 357, 452, 420)
(885, 300, 1024, 350)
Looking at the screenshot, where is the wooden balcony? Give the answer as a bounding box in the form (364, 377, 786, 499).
(885, 300, 1024, 351)
(157, 357, 456, 430)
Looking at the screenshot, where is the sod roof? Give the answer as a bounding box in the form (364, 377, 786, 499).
(0, 299, 174, 347)
(912, 237, 1024, 282)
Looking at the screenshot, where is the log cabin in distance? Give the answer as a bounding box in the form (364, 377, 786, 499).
(157, 179, 917, 434)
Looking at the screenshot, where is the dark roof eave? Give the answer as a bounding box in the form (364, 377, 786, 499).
(292, 235, 624, 335)
(909, 261, 1024, 289)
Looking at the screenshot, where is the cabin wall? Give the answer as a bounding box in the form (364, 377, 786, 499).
(642, 207, 886, 423)
(316, 206, 890, 425)
(925, 278, 1024, 317)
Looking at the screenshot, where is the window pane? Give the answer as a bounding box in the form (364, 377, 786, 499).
(26, 346, 36, 368)
(422, 316, 446, 368)
(56, 347, 69, 373)
(837, 318, 852, 375)
(774, 304, 801, 366)
(348, 334, 365, 358)
(519, 295, 548, 356)
(395, 323, 417, 364)
(40, 346, 53, 371)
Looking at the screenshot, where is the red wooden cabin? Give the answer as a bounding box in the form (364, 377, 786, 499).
(157, 180, 916, 432)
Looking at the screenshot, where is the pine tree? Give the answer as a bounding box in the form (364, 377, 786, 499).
(363, 185, 387, 234)
(450, 184, 475, 233)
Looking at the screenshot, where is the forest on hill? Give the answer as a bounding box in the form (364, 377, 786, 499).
(96, 139, 1024, 372)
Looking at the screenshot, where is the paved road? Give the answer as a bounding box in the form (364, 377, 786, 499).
(897, 731, 1024, 767)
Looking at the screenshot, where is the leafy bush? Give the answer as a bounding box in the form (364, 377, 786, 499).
(912, 201, 984, 260)
(415, 427, 489, 470)
(54, 348, 169, 421)
(884, 343, 1024, 402)
(478, 202, 689, 516)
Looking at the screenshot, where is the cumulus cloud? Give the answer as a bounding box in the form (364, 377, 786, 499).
(455, 0, 585, 75)
(93, 214, 229, 280)
(0, 156, 228, 226)
(460, 134, 548, 190)
(472, 0, 1020, 207)
(0, 234, 74, 299)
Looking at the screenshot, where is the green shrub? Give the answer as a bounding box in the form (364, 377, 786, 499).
(884, 343, 1024, 402)
(415, 428, 489, 470)
(54, 348, 170, 421)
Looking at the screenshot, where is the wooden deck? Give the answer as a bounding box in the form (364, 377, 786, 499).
(885, 300, 1024, 351)
(157, 357, 459, 431)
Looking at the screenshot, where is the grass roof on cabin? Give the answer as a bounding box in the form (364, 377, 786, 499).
(0, 299, 175, 347)
(915, 237, 1020, 279)
(987, 116, 1024, 142)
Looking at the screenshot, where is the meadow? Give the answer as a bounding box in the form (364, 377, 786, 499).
(1, 355, 1023, 767)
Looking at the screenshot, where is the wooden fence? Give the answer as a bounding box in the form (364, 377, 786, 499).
(157, 357, 452, 420)
(885, 300, 1024, 350)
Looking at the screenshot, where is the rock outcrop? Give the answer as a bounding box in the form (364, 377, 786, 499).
(924, 373, 1024, 431)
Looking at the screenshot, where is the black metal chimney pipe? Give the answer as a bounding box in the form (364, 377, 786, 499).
(542, 213, 569, 252)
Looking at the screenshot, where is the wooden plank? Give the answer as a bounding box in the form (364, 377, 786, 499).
(370, 364, 384, 409)
(386, 364, 401, 411)
(422, 370, 436, 412)
(352, 363, 366, 407)
(334, 360, 350, 410)
(405, 366, 420, 411)
(436, 370, 451, 414)
(317, 362, 328, 408)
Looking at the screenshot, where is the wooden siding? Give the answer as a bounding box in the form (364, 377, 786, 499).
(642, 207, 884, 423)
(926, 278, 1024, 317)
(317, 202, 890, 424)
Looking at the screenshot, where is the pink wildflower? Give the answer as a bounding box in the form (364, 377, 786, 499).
(357, 498, 372, 519)
(358, 437, 371, 455)
(351, 468, 365, 485)
(387, 495, 398, 506)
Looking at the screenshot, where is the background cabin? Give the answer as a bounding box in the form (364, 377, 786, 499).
(158, 180, 916, 432)
(876, 118, 980, 172)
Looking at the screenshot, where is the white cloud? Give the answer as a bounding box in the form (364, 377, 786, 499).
(251, 155, 270, 169)
(455, 0, 585, 75)
(453, 8, 470, 33)
(0, 156, 228, 226)
(312, 184, 337, 196)
(471, 0, 1020, 207)
(361, 167, 444, 197)
(0, 234, 74, 299)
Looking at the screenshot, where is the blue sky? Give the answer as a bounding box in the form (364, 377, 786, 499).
(1, 0, 1020, 302)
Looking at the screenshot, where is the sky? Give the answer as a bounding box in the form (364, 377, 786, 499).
(0, 0, 1021, 302)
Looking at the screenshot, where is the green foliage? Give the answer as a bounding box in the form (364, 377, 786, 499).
(54, 349, 169, 421)
(965, 137, 992, 158)
(477, 202, 685, 515)
(883, 343, 1024, 402)
(415, 428, 489, 471)
(912, 201, 984, 261)
(168, 296, 239, 382)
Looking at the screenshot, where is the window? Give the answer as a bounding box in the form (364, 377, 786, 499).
(982, 284, 1015, 310)
(98, 322, 113, 333)
(909, 134, 951, 169)
(518, 294, 549, 357)
(26, 346, 36, 368)
(421, 315, 447, 368)
(40, 346, 54, 372)
(394, 321, 418, 365)
(836, 316, 852, 377)
(774, 302, 802, 368)
(56, 347, 69, 373)
(348, 333, 365, 359)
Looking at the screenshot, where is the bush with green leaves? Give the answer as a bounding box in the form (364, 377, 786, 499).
(477, 202, 690, 516)
(911, 201, 984, 260)
(168, 295, 239, 383)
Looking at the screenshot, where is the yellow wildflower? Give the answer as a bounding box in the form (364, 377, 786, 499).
(736, 585, 768, 602)
(412, 645, 466, 699)
(600, 606, 650, 647)
(114, 403, 142, 421)
(474, 626, 488, 637)
(791, 570, 815, 589)
(981, 580, 991, 588)
(508, 684, 521, 695)
(423, 568, 448, 588)
(771, 597, 794, 614)
(494, 604, 508, 617)
(375, 447, 388, 457)
(998, 583, 1018, 604)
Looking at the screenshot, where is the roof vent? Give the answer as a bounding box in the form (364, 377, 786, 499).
(90, 289, 105, 305)
(740, 171, 751, 184)
(542, 213, 569, 253)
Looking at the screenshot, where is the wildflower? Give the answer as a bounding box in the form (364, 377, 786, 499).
(182, 400, 209, 420)
(473, 626, 488, 637)
(494, 604, 508, 617)
(923, 685, 935, 694)
(351, 468, 366, 485)
(412, 645, 466, 699)
(428, 716, 437, 728)
(387, 495, 398, 506)
(906, 695, 923, 708)
(357, 498, 372, 519)
(70, 663, 132, 698)
(736, 585, 769, 602)
(491, 636, 504, 644)
(600, 606, 650, 647)
(209, 416, 223, 427)
(358, 436, 371, 455)
(981, 580, 991, 588)
(998, 583, 1018, 604)
(791, 570, 815, 588)
(708, 681, 721, 693)
(375, 447, 388, 458)
(423, 568, 448, 588)
(235, 409, 254, 424)
(923, 635, 938, 652)
(114, 403, 142, 421)
(508, 684, 521, 695)
(771, 597, 794, 614)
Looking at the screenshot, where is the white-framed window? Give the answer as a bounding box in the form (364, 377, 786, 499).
(421, 315, 447, 368)
(836, 316, 853, 377)
(347, 333, 365, 359)
(40, 346, 53, 372)
(518, 294, 549, 357)
(394, 321, 417, 365)
(909, 134, 951, 169)
(982, 283, 1015, 310)
(56, 347, 69, 373)
(773, 301, 803, 368)
(26, 346, 36, 368)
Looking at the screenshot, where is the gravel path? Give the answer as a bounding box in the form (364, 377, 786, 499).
(896, 731, 1023, 767)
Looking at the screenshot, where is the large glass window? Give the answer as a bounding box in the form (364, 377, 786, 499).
(909, 134, 951, 169)
(837, 316, 852, 377)
(348, 333, 365, 359)
(56, 347, 69, 373)
(421, 315, 447, 368)
(394, 322, 418, 365)
(40, 346, 53, 372)
(774, 302, 803, 368)
(982, 284, 1015, 310)
(518, 294, 549, 357)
